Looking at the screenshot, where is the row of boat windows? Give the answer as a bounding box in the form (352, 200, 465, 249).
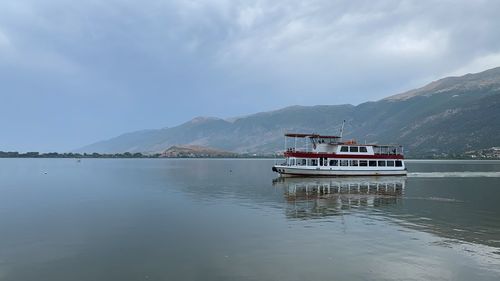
(340, 146, 368, 153)
(290, 158, 403, 167)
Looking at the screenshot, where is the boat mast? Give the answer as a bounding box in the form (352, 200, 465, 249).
(284, 132, 287, 153)
(339, 120, 346, 140)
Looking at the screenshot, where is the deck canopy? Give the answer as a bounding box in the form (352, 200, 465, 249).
(285, 133, 340, 139)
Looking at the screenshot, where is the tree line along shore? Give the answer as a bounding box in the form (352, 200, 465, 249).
(0, 151, 276, 159)
(0, 150, 498, 159)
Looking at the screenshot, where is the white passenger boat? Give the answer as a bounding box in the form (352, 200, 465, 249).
(272, 132, 407, 177)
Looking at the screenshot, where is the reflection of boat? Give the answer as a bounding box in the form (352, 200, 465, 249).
(274, 176, 406, 197)
(272, 130, 407, 176)
(273, 176, 406, 218)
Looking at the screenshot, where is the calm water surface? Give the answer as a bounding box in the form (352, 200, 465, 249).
(0, 159, 500, 280)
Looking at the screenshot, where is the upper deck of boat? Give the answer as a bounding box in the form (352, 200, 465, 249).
(284, 150, 404, 159)
(283, 133, 404, 159)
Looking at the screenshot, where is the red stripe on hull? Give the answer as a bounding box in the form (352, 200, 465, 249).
(284, 152, 404, 160)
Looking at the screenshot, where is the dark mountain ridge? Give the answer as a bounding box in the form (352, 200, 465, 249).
(77, 67, 500, 157)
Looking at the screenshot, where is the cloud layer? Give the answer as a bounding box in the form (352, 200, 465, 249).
(1, 0, 500, 151)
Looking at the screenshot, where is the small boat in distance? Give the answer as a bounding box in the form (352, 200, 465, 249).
(272, 129, 407, 177)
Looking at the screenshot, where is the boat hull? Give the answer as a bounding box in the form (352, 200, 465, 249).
(272, 165, 407, 177)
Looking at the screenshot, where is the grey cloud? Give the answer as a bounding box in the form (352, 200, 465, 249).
(0, 0, 499, 151)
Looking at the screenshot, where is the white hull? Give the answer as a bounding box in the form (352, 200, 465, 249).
(273, 165, 407, 177)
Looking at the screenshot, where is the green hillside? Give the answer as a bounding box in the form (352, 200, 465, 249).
(77, 67, 500, 158)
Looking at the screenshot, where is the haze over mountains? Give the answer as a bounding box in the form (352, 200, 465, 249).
(78, 67, 500, 157)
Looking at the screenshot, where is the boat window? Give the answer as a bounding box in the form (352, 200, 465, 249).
(378, 160, 386, 167)
(395, 160, 402, 167)
(350, 146, 359, 152)
(340, 146, 348, 152)
(321, 157, 328, 166)
(311, 159, 318, 166)
(359, 160, 368, 166)
(369, 160, 377, 167)
(387, 160, 395, 167)
(340, 160, 349, 166)
(350, 160, 358, 166)
(360, 147, 368, 153)
(329, 159, 338, 166)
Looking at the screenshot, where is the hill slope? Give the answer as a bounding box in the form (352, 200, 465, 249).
(161, 145, 237, 157)
(77, 67, 500, 157)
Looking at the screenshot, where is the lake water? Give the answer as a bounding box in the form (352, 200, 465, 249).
(0, 159, 500, 281)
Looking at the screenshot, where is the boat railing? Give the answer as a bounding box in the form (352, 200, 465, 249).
(373, 145, 404, 156)
(284, 150, 404, 157)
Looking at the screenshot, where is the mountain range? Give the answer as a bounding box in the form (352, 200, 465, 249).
(77, 67, 500, 157)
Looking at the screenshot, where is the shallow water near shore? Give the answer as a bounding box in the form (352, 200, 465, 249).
(0, 159, 499, 280)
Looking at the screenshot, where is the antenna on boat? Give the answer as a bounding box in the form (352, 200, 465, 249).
(339, 120, 346, 140)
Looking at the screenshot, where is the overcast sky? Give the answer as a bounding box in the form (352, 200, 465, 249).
(1, 0, 500, 151)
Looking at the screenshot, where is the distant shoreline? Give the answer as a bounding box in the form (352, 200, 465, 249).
(0, 151, 276, 159)
(0, 152, 498, 161)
